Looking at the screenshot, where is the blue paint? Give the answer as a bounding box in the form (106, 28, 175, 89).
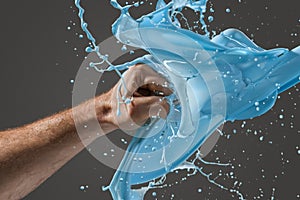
(74, 0, 300, 199)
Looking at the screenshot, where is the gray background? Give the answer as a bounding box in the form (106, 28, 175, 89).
(0, 0, 299, 199)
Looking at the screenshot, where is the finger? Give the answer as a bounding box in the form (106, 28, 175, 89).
(133, 91, 144, 97)
(144, 83, 173, 96)
(131, 96, 170, 123)
(121, 64, 171, 98)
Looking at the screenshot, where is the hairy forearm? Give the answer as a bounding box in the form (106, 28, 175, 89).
(0, 64, 170, 199)
(0, 91, 116, 200)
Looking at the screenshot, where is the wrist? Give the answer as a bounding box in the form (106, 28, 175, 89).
(72, 90, 118, 141)
(94, 90, 118, 133)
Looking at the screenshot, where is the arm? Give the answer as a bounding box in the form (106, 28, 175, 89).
(0, 91, 116, 200)
(0, 64, 170, 200)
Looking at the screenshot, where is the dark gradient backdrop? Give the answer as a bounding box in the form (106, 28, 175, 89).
(0, 0, 299, 199)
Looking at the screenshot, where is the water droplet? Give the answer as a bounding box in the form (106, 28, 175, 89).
(124, 98, 131, 104)
(79, 185, 85, 191)
(278, 114, 284, 119)
(121, 45, 127, 51)
(269, 141, 273, 144)
(85, 46, 93, 53)
(233, 79, 239, 85)
(259, 136, 264, 141)
(121, 138, 128, 144)
(226, 8, 231, 13)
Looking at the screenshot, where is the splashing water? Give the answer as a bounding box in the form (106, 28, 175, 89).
(74, 0, 300, 199)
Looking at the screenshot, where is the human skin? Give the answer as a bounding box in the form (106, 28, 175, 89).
(0, 65, 170, 200)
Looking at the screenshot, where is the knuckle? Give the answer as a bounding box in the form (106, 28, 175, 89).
(134, 64, 145, 71)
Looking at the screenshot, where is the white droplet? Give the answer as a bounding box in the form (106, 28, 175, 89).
(259, 136, 264, 141)
(278, 114, 284, 119)
(80, 185, 85, 190)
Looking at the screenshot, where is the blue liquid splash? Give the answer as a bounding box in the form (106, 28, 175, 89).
(74, 0, 300, 199)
